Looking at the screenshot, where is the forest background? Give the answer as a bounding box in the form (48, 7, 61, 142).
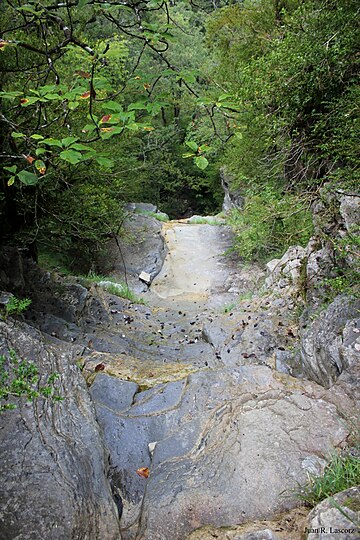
(0, 0, 358, 272)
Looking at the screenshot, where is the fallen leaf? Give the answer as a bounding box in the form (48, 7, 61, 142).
(136, 467, 149, 479)
(95, 363, 105, 372)
(23, 155, 35, 164)
(80, 91, 91, 99)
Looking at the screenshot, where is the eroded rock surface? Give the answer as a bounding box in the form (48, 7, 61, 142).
(306, 486, 360, 540)
(0, 321, 120, 540)
(90, 366, 350, 540)
(1, 203, 359, 540)
(300, 296, 360, 388)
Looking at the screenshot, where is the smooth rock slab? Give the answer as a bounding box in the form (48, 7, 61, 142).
(92, 365, 350, 540)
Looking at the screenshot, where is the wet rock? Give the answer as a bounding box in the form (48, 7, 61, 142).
(306, 486, 360, 540)
(0, 320, 120, 540)
(300, 296, 360, 388)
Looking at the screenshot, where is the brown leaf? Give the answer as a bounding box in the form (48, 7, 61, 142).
(75, 70, 91, 79)
(95, 363, 105, 372)
(20, 98, 29, 104)
(136, 467, 149, 479)
(23, 155, 35, 164)
(100, 114, 112, 123)
(143, 83, 151, 90)
(80, 91, 91, 99)
(0, 40, 9, 49)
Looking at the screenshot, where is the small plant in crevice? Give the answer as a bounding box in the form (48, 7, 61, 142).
(0, 349, 63, 412)
(103, 283, 145, 304)
(294, 446, 360, 508)
(1, 296, 32, 320)
(222, 302, 237, 314)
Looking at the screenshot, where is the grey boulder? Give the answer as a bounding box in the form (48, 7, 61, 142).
(0, 320, 120, 540)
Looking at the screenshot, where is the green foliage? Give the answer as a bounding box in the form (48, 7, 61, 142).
(206, 0, 359, 258)
(228, 188, 314, 261)
(222, 302, 237, 314)
(2, 296, 32, 320)
(0, 349, 62, 412)
(187, 216, 223, 225)
(102, 282, 145, 304)
(79, 272, 145, 304)
(295, 448, 360, 508)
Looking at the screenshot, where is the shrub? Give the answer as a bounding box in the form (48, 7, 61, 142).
(228, 188, 313, 262)
(2, 296, 32, 320)
(0, 349, 62, 412)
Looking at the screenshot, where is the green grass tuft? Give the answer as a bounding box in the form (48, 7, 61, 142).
(295, 449, 360, 507)
(102, 282, 145, 304)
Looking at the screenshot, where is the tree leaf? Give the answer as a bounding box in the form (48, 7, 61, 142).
(69, 143, 92, 152)
(30, 134, 44, 140)
(194, 156, 209, 170)
(186, 140, 199, 152)
(0, 91, 23, 99)
(4, 165, 17, 173)
(7, 176, 15, 186)
(40, 138, 63, 147)
(95, 156, 114, 168)
(62, 136, 79, 147)
(102, 101, 123, 112)
(17, 170, 38, 185)
(128, 101, 148, 111)
(11, 132, 25, 138)
(59, 149, 84, 164)
(35, 160, 46, 174)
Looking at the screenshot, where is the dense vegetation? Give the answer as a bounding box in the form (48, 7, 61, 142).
(0, 0, 358, 270)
